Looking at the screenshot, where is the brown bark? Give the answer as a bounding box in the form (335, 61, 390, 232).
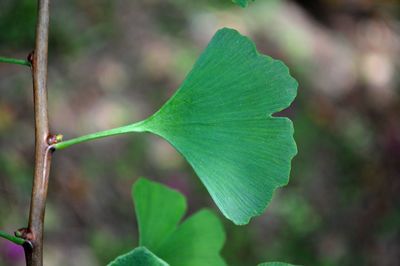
(26, 1, 52, 265)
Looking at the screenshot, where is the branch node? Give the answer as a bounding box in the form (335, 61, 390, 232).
(27, 50, 35, 67)
(47, 134, 63, 145)
(15, 228, 34, 241)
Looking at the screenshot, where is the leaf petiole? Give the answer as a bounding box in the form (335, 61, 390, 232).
(0, 230, 25, 246)
(53, 120, 149, 150)
(0, 56, 31, 67)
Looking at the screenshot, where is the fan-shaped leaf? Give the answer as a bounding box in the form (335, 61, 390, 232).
(156, 210, 226, 266)
(133, 178, 226, 266)
(140, 28, 298, 224)
(133, 178, 186, 251)
(53, 27, 298, 226)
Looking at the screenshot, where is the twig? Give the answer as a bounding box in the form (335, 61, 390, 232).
(25, 0, 52, 265)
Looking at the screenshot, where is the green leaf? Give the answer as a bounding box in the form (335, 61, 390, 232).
(133, 178, 186, 251)
(258, 263, 298, 266)
(156, 210, 226, 266)
(133, 178, 226, 266)
(141, 28, 298, 225)
(107, 247, 169, 266)
(232, 0, 255, 8)
(53, 27, 297, 225)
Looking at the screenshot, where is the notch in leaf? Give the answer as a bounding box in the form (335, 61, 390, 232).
(55, 28, 298, 225)
(108, 178, 226, 266)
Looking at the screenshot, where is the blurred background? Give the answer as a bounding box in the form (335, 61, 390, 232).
(0, 0, 399, 265)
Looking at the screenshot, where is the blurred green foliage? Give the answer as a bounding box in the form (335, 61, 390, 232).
(1, 0, 399, 266)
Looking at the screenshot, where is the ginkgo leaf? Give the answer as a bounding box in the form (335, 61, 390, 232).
(140, 28, 298, 225)
(133, 178, 186, 251)
(232, 0, 255, 8)
(258, 262, 298, 266)
(107, 247, 169, 266)
(54, 27, 298, 225)
(156, 210, 226, 266)
(132, 178, 226, 266)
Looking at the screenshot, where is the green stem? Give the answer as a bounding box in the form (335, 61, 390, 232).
(53, 120, 149, 151)
(0, 230, 25, 245)
(0, 56, 31, 67)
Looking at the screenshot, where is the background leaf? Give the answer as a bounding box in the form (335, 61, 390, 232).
(258, 263, 297, 266)
(133, 178, 186, 251)
(156, 210, 226, 266)
(141, 28, 298, 225)
(133, 178, 226, 266)
(232, 0, 255, 8)
(107, 247, 169, 266)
